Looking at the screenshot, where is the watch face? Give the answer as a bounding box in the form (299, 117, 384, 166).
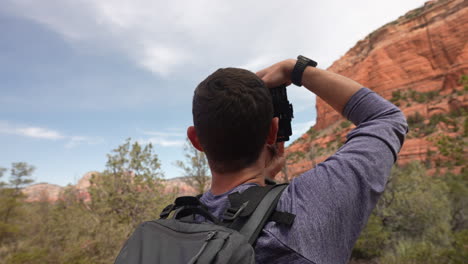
(298, 55, 308, 61)
(298, 55, 317, 67)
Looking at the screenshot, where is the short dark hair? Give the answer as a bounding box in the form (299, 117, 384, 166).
(192, 68, 273, 173)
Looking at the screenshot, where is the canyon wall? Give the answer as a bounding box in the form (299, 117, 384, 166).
(316, 0, 467, 130)
(284, 0, 467, 178)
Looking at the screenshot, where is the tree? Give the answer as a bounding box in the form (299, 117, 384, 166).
(9, 162, 35, 193)
(82, 139, 173, 262)
(352, 162, 454, 263)
(89, 139, 169, 226)
(0, 162, 35, 244)
(0, 141, 177, 264)
(0, 167, 7, 187)
(3, 162, 35, 223)
(443, 170, 468, 232)
(175, 139, 211, 194)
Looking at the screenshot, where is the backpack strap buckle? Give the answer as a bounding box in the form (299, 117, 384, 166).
(160, 204, 175, 219)
(159, 196, 204, 219)
(223, 201, 249, 221)
(270, 210, 295, 226)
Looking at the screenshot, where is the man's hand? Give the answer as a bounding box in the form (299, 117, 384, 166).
(256, 59, 295, 88)
(257, 58, 361, 114)
(263, 142, 286, 180)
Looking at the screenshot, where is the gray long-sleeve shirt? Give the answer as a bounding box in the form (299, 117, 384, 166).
(200, 88, 408, 263)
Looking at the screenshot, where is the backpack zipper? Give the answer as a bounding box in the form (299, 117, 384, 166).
(188, 231, 217, 264)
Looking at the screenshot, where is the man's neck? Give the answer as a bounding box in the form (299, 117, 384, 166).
(210, 163, 266, 195)
(208, 145, 272, 195)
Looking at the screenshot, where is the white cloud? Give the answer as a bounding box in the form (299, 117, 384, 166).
(138, 129, 185, 147)
(292, 120, 316, 137)
(65, 136, 104, 149)
(140, 44, 190, 76)
(3, 0, 428, 78)
(0, 121, 102, 148)
(0, 121, 65, 140)
(140, 130, 185, 138)
(139, 137, 185, 147)
(1, 0, 428, 115)
(239, 55, 276, 72)
(17, 126, 65, 140)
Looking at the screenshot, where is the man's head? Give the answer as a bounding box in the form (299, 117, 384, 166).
(188, 67, 277, 173)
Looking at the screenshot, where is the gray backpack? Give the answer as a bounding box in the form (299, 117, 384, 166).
(114, 183, 295, 264)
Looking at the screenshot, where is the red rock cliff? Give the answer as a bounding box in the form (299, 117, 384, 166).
(283, 0, 467, 179)
(316, 0, 467, 130)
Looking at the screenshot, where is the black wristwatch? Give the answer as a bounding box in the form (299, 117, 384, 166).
(291, 55, 318, 87)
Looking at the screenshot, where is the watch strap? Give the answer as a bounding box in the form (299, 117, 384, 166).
(291, 55, 317, 86)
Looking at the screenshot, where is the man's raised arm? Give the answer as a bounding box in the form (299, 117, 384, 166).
(256, 59, 361, 114)
(256, 58, 408, 263)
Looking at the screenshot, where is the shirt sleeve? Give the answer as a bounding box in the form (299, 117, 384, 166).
(268, 88, 408, 264)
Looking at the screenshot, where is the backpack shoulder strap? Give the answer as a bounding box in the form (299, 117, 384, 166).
(159, 196, 220, 224)
(222, 184, 293, 245)
(239, 184, 289, 245)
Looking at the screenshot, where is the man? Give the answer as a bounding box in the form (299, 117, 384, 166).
(187, 57, 408, 263)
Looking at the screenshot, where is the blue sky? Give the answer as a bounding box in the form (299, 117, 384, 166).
(0, 0, 427, 186)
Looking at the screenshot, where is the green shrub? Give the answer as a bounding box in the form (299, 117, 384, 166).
(340, 121, 352, 129)
(407, 112, 424, 126)
(352, 162, 454, 262)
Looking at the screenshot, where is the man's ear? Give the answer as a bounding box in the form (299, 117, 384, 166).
(266, 117, 279, 145)
(187, 126, 204, 152)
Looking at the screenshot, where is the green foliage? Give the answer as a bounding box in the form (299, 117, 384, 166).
(353, 214, 390, 259)
(406, 109, 464, 138)
(340, 120, 352, 129)
(390, 90, 402, 102)
(459, 75, 468, 88)
(306, 127, 319, 139)
(408, 89, 437, 103)
(381, 163, 451, 243)
(0, 162, 35, 244)
(0, 167, 7, 187)
(381, 240, 446, 264)
(352, 162, 464, 263)
(404, 7, 424, 20)
(435, 135, 465, 166)
(175, 139, 211, 194)
(442, 229, 468, 263)
(406, 111, 424, 126)
(391, 89, 441, 105)
(443, 171, 468, 232)
(9, 162, 35, 190)
(0, 138, 465, 263)
(286, 151, 305, 164)
(0, 140, 175, 263)
(464, 117, 468, 137)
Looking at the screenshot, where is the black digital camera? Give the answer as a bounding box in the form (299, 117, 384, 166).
(269, 85, 293, 142)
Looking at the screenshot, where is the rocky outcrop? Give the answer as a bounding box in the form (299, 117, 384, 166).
(23, 183, 63, 202)
(23, 172, 198, 202)
(316, 0, 467, 130)
(284, 0, 467, 178)
(162, 177, 198, 196)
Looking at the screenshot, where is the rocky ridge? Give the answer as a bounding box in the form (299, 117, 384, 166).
(23, 173, 196, 203)
(283, 0, 467, 179)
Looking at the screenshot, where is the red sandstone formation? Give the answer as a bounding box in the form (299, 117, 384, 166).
(162, 177, 198, 196)
(316, 0, 467, 130)
(23, 183, 63, 203)
(285, 0, 467, 178)
(23, 172, 197, 203)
